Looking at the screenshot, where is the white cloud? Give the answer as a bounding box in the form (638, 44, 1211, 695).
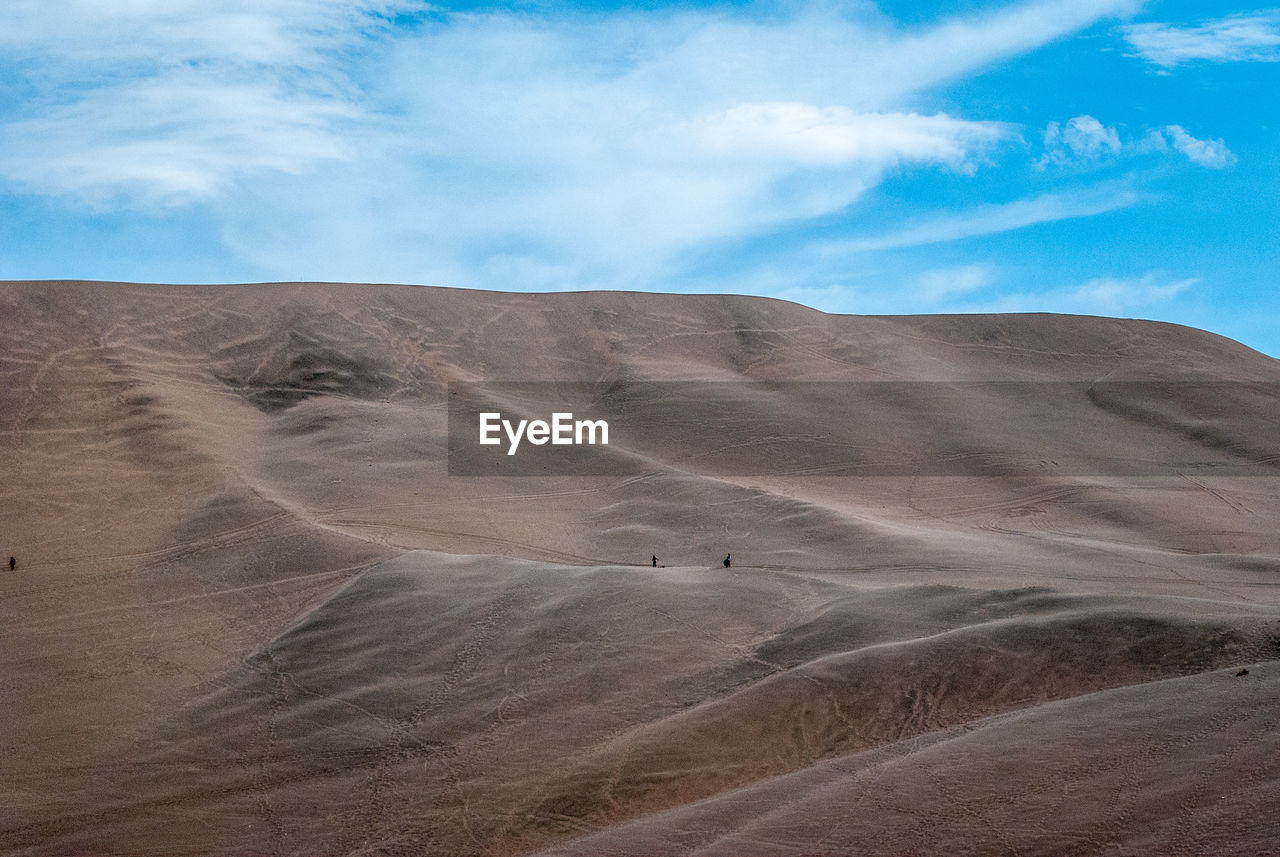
(1, 78, 362, 205)
(830, 185, 1143, 254)
(1161, 125, 1236, 169)
(695, 103, 1007, 171)
(0, 1, 410, 204)
(216, 1, 1143, 289)
(1124, 12, 1280, 68)
(762, 263, 998, 317)
(1039, 115, 1122, 167)
(886, 0, 1145, 91)
(913, 264, 996, 301)
(1037, 115, 1235, 171)
(963, 272, 1197, 315)
(0, 0, 407, 68)
(0, 0, 1143, 288)
(752, 265, 1195, 321)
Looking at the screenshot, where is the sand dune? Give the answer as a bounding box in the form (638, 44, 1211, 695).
(2, 280, 1279, 855)
(532, 663, 1280, 857)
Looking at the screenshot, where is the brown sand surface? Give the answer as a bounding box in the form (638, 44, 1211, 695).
(2, 280, 1278, 855)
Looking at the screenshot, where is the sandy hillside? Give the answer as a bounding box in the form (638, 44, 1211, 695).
(2, 280, 1278, 856)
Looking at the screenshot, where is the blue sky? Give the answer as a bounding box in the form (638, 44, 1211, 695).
(2, 1, 1277, 354)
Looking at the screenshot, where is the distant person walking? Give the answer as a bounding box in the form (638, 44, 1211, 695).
(652, 555, 658, 567)
(723, 554, 731, 568)
(8, 556, 14, 571)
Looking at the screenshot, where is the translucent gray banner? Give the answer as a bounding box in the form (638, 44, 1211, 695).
(447, 381, 1280, 476)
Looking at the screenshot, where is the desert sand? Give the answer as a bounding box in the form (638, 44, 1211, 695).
(2, 280, 1278, 856)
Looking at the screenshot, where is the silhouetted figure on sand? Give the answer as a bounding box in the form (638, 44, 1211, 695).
(8, 556, 13, 571)
(652, 555, 658, 567)
(723, 554, 731, 568)
(1237, 668, 1249, 676)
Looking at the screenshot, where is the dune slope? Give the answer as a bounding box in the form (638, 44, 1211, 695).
(2, 280, 1279, 855)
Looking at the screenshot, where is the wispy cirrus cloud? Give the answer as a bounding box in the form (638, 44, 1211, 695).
(216, 0, 1142, 288)
(913, 264, 997, 302)
(767, 263, 998, 316)
(0, 0, 407, 69)
(829, 184, 1144, 255)
(1123, 12, 1280, 68)
(0, 79, 363, 205)
(694, 104, 1008, 171)
(0, 0, 1145, 289)
(959, 272, 1197, 315)
(755, 264, 1197, 321)
(724, 185, 1145, 318)
(0, 0, 411, 204)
